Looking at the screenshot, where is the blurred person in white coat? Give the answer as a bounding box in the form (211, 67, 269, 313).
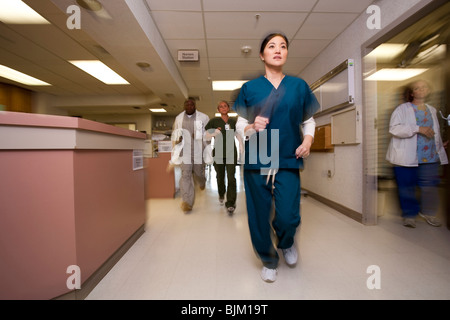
(386, 80, 448, 228)
(171, 98, 209, 213)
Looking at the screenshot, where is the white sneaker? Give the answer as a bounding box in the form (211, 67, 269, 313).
(227, 206, 235, 216)
(261, 267, 277, 282)
(403, 218, 416, 228)
(282, 245, 298, 267)
(418, 213, 442, 227)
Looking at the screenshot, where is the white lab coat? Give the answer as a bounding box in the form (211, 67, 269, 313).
(171, 110, 210, 165)
(386, 102, 448, 167)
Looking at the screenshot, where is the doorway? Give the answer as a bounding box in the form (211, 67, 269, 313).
(363, 1, 450, 227)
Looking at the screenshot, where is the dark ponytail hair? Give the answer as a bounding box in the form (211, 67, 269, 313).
(259, 33, 289, 54)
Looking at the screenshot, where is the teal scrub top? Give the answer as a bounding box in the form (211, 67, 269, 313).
(233, 75, 320, 170)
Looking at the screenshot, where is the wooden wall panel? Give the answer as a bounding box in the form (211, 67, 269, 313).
(0, 83, 32, 113)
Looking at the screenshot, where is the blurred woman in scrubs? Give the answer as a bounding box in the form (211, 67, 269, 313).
(233, 33, 320, 282)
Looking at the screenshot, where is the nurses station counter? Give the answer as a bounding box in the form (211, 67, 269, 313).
(0, 111, 147, 300)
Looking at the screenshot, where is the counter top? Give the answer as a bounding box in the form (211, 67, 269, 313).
(0, 111, 146, 150)
(0, 111, 146, 139)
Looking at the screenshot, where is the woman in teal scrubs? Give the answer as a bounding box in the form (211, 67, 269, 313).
(233, 33, 319, 282)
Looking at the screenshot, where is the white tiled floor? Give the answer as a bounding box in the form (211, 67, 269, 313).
(86, 167, 450, 300)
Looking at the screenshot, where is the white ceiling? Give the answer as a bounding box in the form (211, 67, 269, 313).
(0, 0, 376, 118)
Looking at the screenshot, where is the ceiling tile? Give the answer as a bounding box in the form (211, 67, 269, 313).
(284, 57, 314, 75)
(207, 39, 261, 58)
(288, 39, 331, 57)
(8, 25, 96, 61)
(209, 69, 264, 81)
(204, 12, 308, 40)
(151, 11, 204, 39)
(208, 57, 263, 71)
(203, 0, 317, 11)
(187, 79, 211, 90)
(314, 0, 376, 13)
(295, 13, 359, 39)
(146, 0, 202, 11)
(175, 59, 209, 72)
(178, 69, 210, 81)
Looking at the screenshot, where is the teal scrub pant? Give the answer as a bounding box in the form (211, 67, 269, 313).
(243, 168, 301, 269)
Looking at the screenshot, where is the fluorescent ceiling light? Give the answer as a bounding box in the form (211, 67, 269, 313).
(69, 60, 129, 85)
(367, 43, 407, 60)
(0, 65, 51, 86)
(215, 113, 238, 117)
(365, 68, 428, 81)
(212, 81, 248, 91)
(149, 108, 167, 113)
(0, 0, 50, 24)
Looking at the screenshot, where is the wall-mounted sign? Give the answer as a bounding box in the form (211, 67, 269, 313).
(133, 149, 144, 170)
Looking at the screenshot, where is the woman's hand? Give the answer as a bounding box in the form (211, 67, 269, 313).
(296, 136, 313, 159)
(244, 116, 269, 135)
(253, 116, 269, 132)
(418, 126, 435, 139)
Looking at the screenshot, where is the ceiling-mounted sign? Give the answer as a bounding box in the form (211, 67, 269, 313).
(178, 50, 199, 62)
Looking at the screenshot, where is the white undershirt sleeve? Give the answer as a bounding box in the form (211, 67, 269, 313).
(301, 117, 316, 139)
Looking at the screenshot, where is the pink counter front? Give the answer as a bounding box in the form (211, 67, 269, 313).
(0, 112, 147, 300)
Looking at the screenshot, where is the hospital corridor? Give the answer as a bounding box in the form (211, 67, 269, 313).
(1, 0, 450, 302)
(85, 166, 450, 300)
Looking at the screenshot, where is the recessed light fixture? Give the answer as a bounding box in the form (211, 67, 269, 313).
(76, 0, 103, 11)
(0, 64, 51, 86)
(136, 62, 151, 71)
(69, 60, 129, 85)
(365, 68, 428, 81)
(0, 0, 50, 24)
(149, 108, 167, 113)
(212, 80, 248, 91)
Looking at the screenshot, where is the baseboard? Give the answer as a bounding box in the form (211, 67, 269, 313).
(54, 224, 145, 300)
(302, 189, 362, 223)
